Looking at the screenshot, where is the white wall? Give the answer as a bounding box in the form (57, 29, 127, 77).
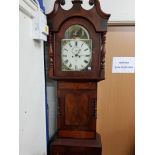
(43, 0, 135, 22)
(102, 0, 135, 22)
(19, 1, 47, 155)
(46, 82, 57, 138)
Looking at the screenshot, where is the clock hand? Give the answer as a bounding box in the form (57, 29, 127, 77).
(78, 54, 90, 56)
(74, 49, 83, 57)
(78, 49, 81, 53)
(77, 54, 91, 58)
(72, 48, 81, 57)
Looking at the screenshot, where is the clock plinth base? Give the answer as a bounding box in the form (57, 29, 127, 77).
(49, 133, 102, 155)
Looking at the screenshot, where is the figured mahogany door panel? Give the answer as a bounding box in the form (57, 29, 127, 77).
(58, 90, 96, 130)
(57, 81, 97, 138)
(65, 93, 89, 126)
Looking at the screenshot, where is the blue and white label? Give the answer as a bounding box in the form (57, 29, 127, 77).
(112, 57, 135, 73)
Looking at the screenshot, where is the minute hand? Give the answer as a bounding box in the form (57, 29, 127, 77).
(78, 54, 90, 56)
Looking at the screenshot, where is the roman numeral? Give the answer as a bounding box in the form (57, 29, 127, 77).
(84, 60, 88, 64)
(75, 41, 77, 46)
(84, 48, 88, 51)
(69, 64, 72, 68)
(64, 59, 68, 64)
(62, 55, 67, 57)
(64, 49, 68, 51)
(69, 43, 72, 47)
(86, 55, 90, 57)
(75, 65, 78, 70)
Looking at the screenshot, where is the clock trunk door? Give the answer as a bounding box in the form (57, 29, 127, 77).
(57, 81, 97, 139)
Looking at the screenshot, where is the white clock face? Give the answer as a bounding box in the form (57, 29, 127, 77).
(61, 40, 92, 71)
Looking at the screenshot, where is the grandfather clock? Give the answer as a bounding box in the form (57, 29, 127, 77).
(47, 0, 110, 154)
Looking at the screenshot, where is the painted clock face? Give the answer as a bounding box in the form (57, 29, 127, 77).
(61, 40, 92, 71)
(61, 25, 92, 71)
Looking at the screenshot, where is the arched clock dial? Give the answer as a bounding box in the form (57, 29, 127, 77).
(61, 39, 92, 71)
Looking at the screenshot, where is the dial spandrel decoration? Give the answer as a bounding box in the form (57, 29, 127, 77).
(61, 25, 92, 71)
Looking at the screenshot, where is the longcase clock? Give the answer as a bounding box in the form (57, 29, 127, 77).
(47, 0, 110, 154)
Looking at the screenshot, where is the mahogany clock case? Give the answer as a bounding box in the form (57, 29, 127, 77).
(47, 0, 110, 155)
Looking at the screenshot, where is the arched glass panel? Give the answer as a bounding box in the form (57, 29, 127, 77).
(64, 25, 90, 39)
